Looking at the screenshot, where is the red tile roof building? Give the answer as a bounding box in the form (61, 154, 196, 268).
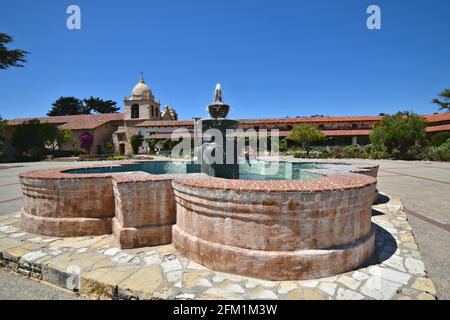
(5, 76, 450, 154)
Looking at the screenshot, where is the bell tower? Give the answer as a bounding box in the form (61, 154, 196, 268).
(124, 73, 161, 121)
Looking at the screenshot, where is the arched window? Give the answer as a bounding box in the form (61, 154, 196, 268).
(151, 105, 154, 117)
(131, 104, 139, 119)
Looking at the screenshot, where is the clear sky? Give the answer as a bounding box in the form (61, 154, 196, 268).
(1, 0, 449, 120)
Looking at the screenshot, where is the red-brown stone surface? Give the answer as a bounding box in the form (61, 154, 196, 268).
(18, 159, 379, 280)
(172, 173, 377, 280)
(112, 173, 177, 249)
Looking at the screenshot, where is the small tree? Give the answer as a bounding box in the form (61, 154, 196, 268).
(11, 119, 42, 154)
(0, 33, 29, 70)
(83, 97, 119, 114)
(10, 120, 60, 159)
(39, 123, 60, 150)
(130, 135, 143, 154)
(432, 89, 450, 112)
(286, 124, 326, 156)
(55, 129, 74, 149)
(370, 112, 427, 157)
(79, 132, 94, 153)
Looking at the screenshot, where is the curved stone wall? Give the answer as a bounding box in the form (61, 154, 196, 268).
(172, 174, 377, 280)
(19, 159, 379, 276)
(19, 161, 202, 246)
(20, 169, 114, 236)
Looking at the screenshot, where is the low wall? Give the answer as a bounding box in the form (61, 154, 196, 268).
(19, 159, 379, 281)
(111, 173, 176, 249)
(172, 174, 377, 280)
(20, 169, 114, 236)
(18, 161, 204, 248)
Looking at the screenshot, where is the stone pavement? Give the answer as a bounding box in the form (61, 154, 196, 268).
(296, 158, 450, 299)
(0, 194, 437, 300)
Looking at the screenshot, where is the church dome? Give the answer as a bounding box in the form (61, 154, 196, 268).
(131, 75, 153, 98)
(161, 106, 178, 120)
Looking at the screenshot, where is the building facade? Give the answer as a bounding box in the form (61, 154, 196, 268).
(6, 76, 450, 155)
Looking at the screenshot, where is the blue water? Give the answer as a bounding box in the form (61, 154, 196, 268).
(66, 161, 323, 181)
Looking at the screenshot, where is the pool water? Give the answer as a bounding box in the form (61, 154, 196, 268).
(66, 161, 324, 181)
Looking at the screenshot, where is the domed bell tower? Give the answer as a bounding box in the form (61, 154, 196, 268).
(124, 73, 161, 121)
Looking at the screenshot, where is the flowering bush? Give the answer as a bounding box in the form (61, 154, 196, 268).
(79, 132, 93, 152)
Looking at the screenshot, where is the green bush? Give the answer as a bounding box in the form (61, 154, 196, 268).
(106, 155, 128, 161)
(26, 147, 46, 161)
(145, 138, 159, 154)
(103, 142, 115, 154)
(342, 145, 365, 158)
(130, 135, 142, 154)
(71, 148, 88, 156)
(318, 147, 334, 159)
(278, 138, 288, 153)
(370, 112, 427, 158)
(430, 132, 450, 147)
(424, 139, 450, 162)
(362, 144, 388, 159)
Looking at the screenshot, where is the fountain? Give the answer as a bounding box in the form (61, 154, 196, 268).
(199, 83, 239, 179)
(18, 84, 379, 280)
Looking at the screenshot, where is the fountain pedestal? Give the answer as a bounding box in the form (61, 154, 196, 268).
(198, 83, 239, 179)
(200, 118, 239, 179)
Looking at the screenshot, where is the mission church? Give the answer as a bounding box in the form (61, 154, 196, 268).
(5, 76, 450, 155)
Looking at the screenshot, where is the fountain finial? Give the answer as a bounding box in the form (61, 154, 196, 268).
(214, 83, 223, 104)
(208, 83, 229, 118)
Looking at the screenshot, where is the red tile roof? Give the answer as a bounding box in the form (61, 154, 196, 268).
(426, 124, 450, 133)
(7, 113, 124, 130)
(239, 116, 383, 124)
(136, 113, 450, 128)
(423, 113, 450, 123)
(322, 130, 372, 136)
(6, 112, 450, 133)
(135, 120, 194, 127)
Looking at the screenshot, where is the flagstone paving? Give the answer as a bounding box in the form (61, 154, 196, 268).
(0, 194, 437, 300)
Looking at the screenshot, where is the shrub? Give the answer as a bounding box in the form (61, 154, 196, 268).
(79, 132, 94, 152)
(370, 112, 427, 158)
(144, 138, 158, 154)
(342, 145, 365, 158)
(71, 148, 88, 156)
(430, 132, 450, 147)
(26, 146, 46, 161)
(425, 139, 450, 162)
(106, 155, 128, 161)
(130, 135, 142, 154)
(318, 147, 334, 159)
(278, 138, 288, 153)
(102, 142, 115, 154)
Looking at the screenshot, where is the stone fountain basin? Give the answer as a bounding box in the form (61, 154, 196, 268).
(172, 172, 377, 280)
(18, 160, 378, 280)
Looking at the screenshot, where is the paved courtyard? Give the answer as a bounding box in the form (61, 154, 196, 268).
(0, 159, 448, 299)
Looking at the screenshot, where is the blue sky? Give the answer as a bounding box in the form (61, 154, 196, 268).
(1, 0, 449, 120)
